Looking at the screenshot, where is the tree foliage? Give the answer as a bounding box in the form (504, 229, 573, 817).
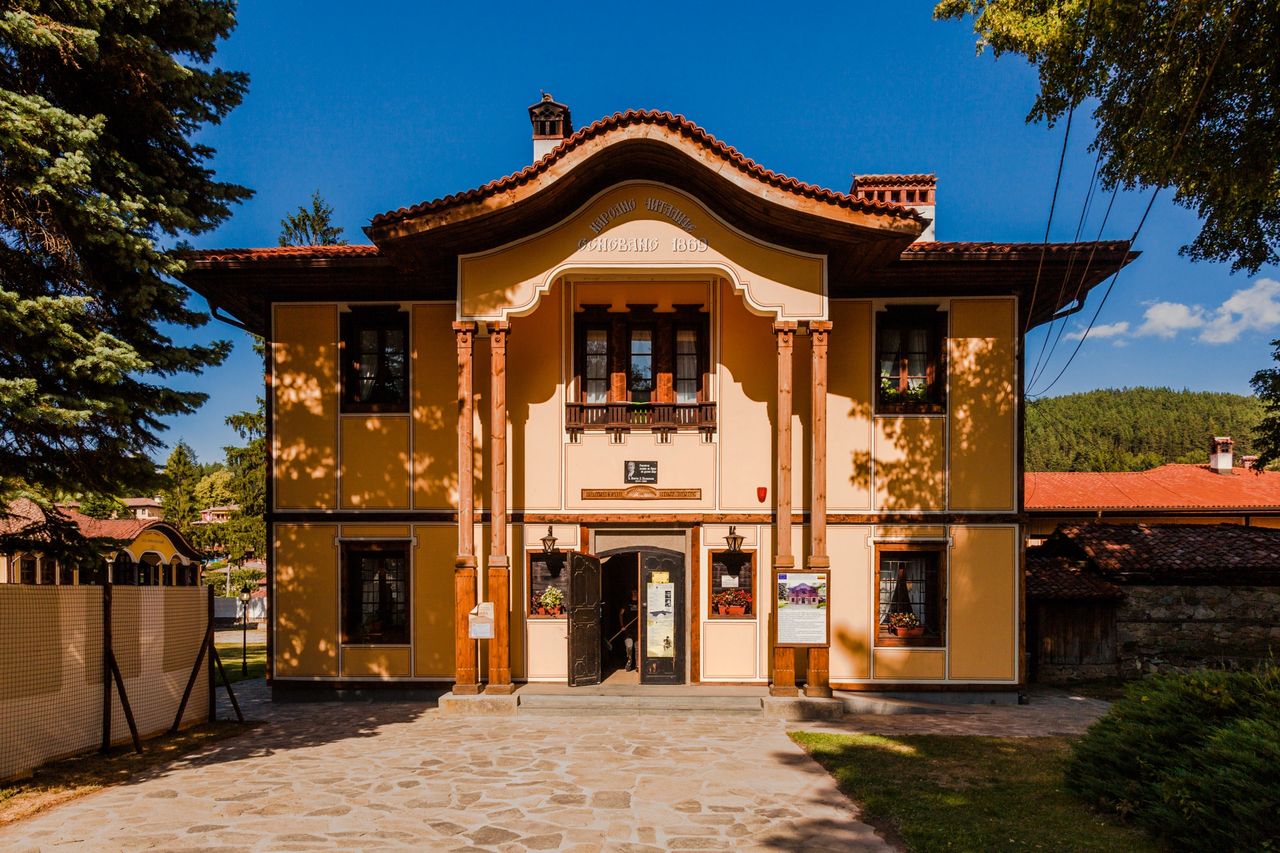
(1247, 338, 1280, 471)
(194, 468, 233, 509)
(160, 439, 200, 533)
(278, 190, 346, 247)
(936, 0, 1280, 273)
(0, 2, 250, 551)
(1026, 387, 1263, 471)
(193, 339, 265, 564)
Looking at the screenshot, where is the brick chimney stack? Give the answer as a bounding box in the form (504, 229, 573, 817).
(850, 174, 936, 241)
(1210, 436, 1234, 475)
(529, 93, 572, 162)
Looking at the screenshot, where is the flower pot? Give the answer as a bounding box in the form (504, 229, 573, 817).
(717, 605, 729, 615)
(727, 605, 746, 616)
(536, 606, 547, 615)
(894, 626, 925, 638)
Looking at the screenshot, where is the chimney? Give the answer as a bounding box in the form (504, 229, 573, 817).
(1242, 455, 1259, 471)
(850, 174, 936, 241)
(529, 93, 572, 162)
(1209, 436, 1234, 474)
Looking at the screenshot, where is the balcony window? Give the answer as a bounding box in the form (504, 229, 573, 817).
(570, 306, 713, 433)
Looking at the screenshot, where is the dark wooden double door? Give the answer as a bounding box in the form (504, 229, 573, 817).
(567, 547, 685, 686)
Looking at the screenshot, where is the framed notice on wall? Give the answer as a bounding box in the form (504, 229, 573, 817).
(774, 570, 830, 647)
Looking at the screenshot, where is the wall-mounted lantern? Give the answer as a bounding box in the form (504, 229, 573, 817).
(541, 526, 559, 554)
(724, 526, 745, 553)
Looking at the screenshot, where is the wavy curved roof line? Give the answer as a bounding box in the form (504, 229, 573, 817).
(369, 109, 925, 228)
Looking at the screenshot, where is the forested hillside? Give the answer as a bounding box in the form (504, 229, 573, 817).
(1025, 388, 1264, 472)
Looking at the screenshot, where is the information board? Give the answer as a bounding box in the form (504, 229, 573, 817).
(775, 571, 829, 647)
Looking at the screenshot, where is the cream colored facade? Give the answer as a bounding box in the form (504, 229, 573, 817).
(185, 105, 1133, 693)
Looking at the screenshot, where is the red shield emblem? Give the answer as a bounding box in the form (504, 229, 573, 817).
(756, 486, 768, 503)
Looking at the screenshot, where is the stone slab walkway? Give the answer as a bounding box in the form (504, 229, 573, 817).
(801, 688, 1112, 738)
(0, 681, 889, 852)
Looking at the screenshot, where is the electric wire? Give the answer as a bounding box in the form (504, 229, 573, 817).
(1028, 147, 1104, 388)
(1029, 2, 1239, 399)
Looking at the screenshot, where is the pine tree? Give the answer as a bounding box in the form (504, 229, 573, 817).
(221, 339, 266, 563)
(279, 191, 347, 247)
(161, 440, 201, 533)
(0, 3, 250, 549)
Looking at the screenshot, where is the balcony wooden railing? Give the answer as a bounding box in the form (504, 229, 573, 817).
(565, 401, 717, 433)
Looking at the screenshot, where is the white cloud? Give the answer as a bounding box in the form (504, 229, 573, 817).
(1135, 301, 1205, 339)
(1198, 278, 1280, 344)
(1066, 321, 1129, 341)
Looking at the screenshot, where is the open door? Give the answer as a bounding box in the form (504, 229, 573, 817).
(640, 550, 685, 685)
(567, 551, 602, 686)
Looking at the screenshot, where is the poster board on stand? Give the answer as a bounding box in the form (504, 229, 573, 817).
(773, 570, 830, 648)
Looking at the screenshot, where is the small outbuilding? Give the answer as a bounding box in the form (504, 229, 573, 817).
(1028, 522, 1280, 681)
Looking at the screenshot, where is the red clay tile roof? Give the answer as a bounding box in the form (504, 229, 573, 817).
(1053, 522, 1280, 581)
(182, 241, 1132, 268)
(183, 244, 381, 263)
(2, 500, 200, 556)
(1026, 549, 1124, 599)
(1026, 464, 1280, 511)
(369, 110, 923, 227)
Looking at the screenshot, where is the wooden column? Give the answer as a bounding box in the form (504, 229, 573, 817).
(771, 321, 800, 697)
(806, 320, 833, 698)
(487, 321, 514, 694)
(451, 321, 480, 694)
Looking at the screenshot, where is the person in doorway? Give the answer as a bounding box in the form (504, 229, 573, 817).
(619, 587, 639, 671)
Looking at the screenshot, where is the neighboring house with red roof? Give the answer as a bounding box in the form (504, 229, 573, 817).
(1025, 437, 1280, 543)
(1027, 522, 1280, 681)
(1, 499, 203, 586)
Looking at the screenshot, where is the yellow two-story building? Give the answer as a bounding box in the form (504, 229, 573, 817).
(182, 98, 1133, 698)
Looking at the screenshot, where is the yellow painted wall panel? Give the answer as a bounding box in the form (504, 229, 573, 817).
(828, 525, 873, 680)
(413, 525, 456, 678)
(873, 648, 946, 680)
(949, 526, 1018, 681)
(720, 280, 778, 510)
(273, 305, 338, 509)
(949, 299, 1016, 510)
(874, 417, 945, 511)
(412, 305, 460, 511)
(340, 415, 410, 508)
(526, 619, 568, 680)
(274, 524, 338, 677)
(828, 301, 874, 511)
(341, 646, 411, 678)
(702, 621, 759, 680)
(510, 291, 563, 512)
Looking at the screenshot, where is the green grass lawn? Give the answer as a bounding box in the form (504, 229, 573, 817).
(791, 732, 1162, 852)
(213, 641, 266, 684)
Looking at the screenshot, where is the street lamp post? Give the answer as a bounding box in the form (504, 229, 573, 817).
(239, 583, 252, 676)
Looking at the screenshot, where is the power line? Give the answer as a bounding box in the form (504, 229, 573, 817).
(1030, 2, 1239, 399)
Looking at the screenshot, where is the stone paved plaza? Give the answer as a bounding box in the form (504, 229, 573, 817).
(0, 683, 1109, 851)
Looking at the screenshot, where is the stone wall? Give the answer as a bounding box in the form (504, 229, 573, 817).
(1116, 584, 1280, 678)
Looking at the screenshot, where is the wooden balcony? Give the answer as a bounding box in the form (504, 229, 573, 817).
(565, 401, 717, 433)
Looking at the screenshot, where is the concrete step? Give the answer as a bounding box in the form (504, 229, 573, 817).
(516, 693, 763, 716)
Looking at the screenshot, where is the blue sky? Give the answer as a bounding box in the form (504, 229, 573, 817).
(163, 0, 1279, 464)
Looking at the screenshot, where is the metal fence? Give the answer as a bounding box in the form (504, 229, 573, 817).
(0, 584, 220, 781)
